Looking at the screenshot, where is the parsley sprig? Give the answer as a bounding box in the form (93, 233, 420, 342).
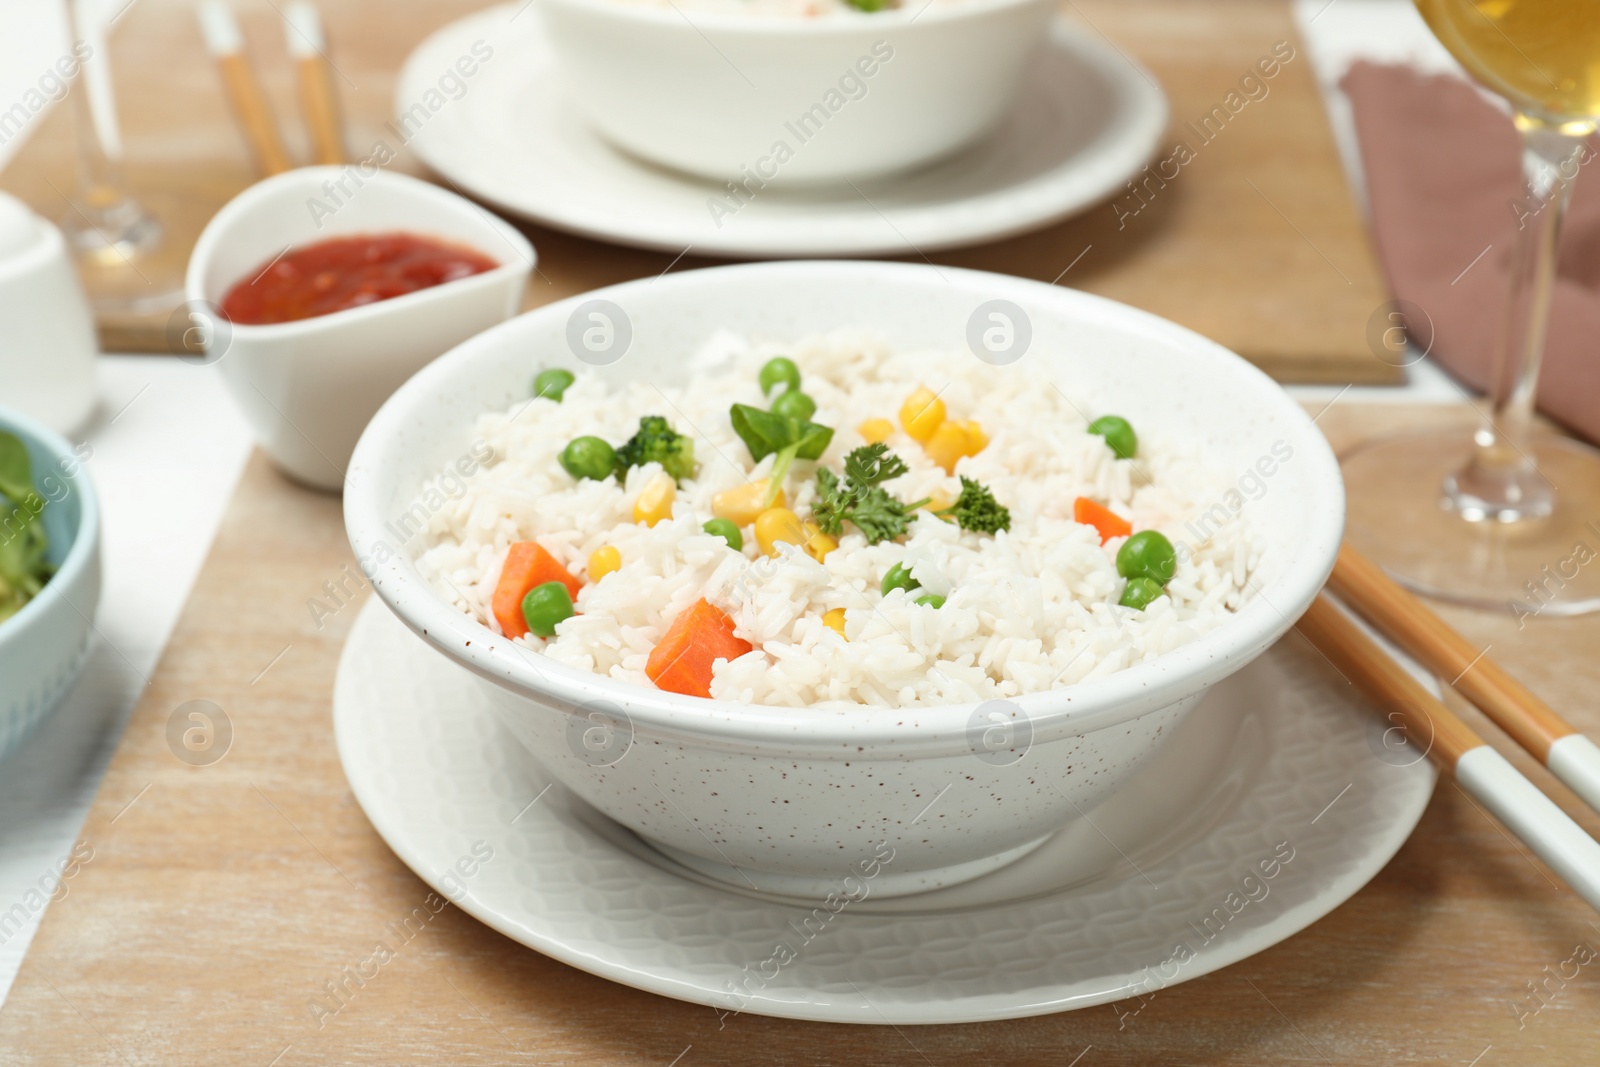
(813, 445, 916, 545)
(810, 444, 1010, 544)
(938, 476, 1011, 534)
(812, 441, 1011, 547)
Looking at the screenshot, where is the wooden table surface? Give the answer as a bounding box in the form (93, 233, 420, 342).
(0, 0, 1398, 383)
(9, 0, 1591, 1062)
(1, 403, 1598, 1066)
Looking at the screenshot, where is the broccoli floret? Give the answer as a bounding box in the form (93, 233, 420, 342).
(614, 416, 696, 484)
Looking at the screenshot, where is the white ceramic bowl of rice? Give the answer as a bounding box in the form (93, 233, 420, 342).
(536, 0, 1059, 185)
(344, 261, 1343, 898)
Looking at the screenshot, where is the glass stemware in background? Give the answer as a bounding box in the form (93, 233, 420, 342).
(1342, 0, 1600, 615)
(59, 0, 173, 315)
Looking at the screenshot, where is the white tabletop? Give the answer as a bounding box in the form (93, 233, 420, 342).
(0, 0, 1464, 1004)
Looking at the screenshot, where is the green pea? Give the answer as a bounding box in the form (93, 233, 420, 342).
(915, 593, 945, 609)
(759, 356, 801, 398)
(1116, 530, 1177, 585)
(703, 517, 743, 551)
(1088, 415, 1137, 460)
(521, 581, 575, 637)
(1119, 577, 1165, 611)
(533, 368, 576, 402)
(770, 389, 816, 422)
(559, 436, 616, 481)
(881, 561, 920, 596)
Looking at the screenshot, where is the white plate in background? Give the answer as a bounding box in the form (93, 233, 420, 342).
(395, 6, 1168, 257)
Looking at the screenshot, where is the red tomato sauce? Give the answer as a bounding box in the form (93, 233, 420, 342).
(219, 232, 498, 325)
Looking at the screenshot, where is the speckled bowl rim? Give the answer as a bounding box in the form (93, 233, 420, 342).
(344, 261, 1344, 754)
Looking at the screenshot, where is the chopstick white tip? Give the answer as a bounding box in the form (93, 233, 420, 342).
(1457, 745, 1600, 915)
(196, 0, 243, 56)
(1547, 734, 1600, 819)
(283, 0, 326, 57)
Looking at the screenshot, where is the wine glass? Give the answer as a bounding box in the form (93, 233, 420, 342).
(58, 0, 173, 316)
(1341, 0, 1600, 616)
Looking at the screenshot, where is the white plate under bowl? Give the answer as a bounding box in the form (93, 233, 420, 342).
(334, 597, 1435, 1025)
(395, 5, 1167, 257)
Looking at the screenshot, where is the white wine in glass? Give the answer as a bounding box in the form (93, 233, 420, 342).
(1342, 0, 1600, 616)
(1417, 0, 1600, 118)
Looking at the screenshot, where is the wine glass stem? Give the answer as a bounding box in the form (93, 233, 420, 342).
(65, 0, 121, 205)
(1447, 119, 1588, 522)
(59, 0, 162, 268)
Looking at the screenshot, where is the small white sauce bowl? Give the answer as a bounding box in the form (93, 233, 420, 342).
(537, 0, 1060, 185)
(345, 261, 1344, 898)
(186, 167, 534, 491)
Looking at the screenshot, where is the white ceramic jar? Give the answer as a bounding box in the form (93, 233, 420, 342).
(0, 192, 97, 435)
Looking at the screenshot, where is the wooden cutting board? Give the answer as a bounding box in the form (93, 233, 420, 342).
(0, 0, 1399, 383)
(1, 402, 1596, 1065)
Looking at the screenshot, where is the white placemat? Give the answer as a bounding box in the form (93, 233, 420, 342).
(0, 358, 251, 1002)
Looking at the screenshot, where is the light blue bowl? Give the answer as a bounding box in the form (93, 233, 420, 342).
(0, 404, 101, 762)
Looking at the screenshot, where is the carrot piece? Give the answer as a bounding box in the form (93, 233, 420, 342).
(1074, 496, 1132, 545)
(646, 598, 752, 698)
(492, 541, 583, 639)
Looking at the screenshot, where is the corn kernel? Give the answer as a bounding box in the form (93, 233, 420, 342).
(899, 386, 946, 443)
(588, 545, 621, 581)
(956, 419, 988, 456)
(633, 473, 675, 527)
(858, 418, 894, 444)
(755, 507, 807, 556)
(925, 421, 971, 474)
(922, 489, 956, 522)
(822, 607, 847, 638)
(712, 479, 783, 526)
(800, 521, 837, 562)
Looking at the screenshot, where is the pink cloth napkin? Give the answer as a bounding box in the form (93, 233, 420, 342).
(1342, 61, 1600, 444)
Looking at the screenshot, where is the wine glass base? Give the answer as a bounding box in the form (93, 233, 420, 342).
(1342, 431, 1600, 617)
(60, 189, 185, 322)
(61, 192, 164, 267)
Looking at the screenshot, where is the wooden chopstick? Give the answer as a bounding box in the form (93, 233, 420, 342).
(1330, 543, 1600, 816)
(283, 1, 346, 166)
(198, 0, 292, 176)
(1296, 595, 1600, 914)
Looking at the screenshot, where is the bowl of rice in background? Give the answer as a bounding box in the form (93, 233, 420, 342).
(344, 261, 1343, 898)
(534, 0, 1061, 185)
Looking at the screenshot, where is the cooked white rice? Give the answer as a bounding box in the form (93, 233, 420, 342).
(416, 332, 1259, 708)
(613, 0, 938, 17)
